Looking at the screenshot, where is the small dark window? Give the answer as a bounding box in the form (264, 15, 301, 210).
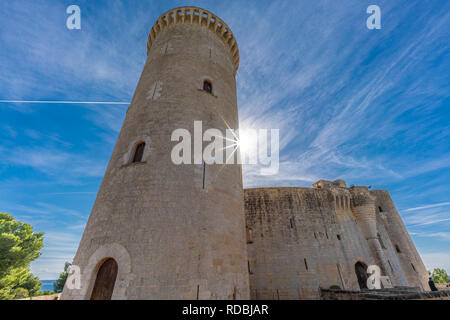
(246, 227, 253, 244)
(378, 206, 383, 212)
(248, 260, 254, 274)
(133, 142, 145, 163)
(304, 258, 308, 271)
(395, 245, 401, 253)
(203, 80, 212, 94)
(337, 234, 342, 241)
(411, 263, 416, 272)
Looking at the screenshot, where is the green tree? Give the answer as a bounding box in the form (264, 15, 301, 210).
(13, 288, 29, 299)
(0, 213, 44, 300)
(11, 272, 42, 298)
(42, 290, 56, 295)
(431, 268, 449, 284)
(54, 262, 71, 293)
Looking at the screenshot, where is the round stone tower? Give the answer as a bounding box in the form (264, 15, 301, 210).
(350, 187, 392, 279)
(61, 6, 249, 300)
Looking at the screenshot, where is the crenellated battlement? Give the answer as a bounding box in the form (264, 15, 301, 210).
(147, 6, 240, 75)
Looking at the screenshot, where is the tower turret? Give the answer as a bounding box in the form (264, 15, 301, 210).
(350, 187, 391, 279)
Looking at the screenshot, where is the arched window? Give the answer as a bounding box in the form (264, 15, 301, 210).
(133, 142, 145, 163)
(355, 261, 368, 290)
(203, 80, 212, 94)
(395, 244, 401, 253)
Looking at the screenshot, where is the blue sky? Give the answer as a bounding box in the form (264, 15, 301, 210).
(0, 0, 449, 279)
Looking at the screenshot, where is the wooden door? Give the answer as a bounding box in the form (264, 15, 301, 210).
(90, 258, 118, 300)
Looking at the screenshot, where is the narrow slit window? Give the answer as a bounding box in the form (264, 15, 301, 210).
(248, 260, 254, 274)
(395, 244, 401, 253)
(133, 142, 145, 163)
(246, 227, 253, 244)
(377, 233, 386, 249)
(203, 80, 212, 94)
(304, 258, 309, 271)
(202, 161, 206, 189)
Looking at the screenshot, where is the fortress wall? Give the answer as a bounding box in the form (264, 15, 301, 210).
(371, 190, 429, 290)
(245, 187, 376, 299)
(244, 186, 424, 300)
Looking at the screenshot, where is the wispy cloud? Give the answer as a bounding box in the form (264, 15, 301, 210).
(0, 147, 70, 172)
(0, 148, 105, 182)
(2, 201, 87, 220)
(421, 252, 450, 272)
(407, 217, 450, 227)
(38, 192, 96, 195)
(30, 231, 81, 279)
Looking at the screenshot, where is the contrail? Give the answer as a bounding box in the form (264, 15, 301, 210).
(0, 100, 130, 105)
(404, 201, 450, 212)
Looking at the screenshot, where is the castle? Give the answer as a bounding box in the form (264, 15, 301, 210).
(61, 6, 429, 300)
(245, 181, 429, 299)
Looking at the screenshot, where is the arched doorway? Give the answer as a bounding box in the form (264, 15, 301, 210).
(90, 258, 118, 300)
(354, 261, 368, 290)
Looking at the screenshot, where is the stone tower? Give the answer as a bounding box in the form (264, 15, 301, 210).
(61, 6, 249, 300)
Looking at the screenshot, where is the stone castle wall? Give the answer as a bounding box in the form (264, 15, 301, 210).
(372, 190, 429, 290)
(244, 182, 429, 299)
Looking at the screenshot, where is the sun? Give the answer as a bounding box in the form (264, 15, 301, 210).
(237, 128, 258, 157)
